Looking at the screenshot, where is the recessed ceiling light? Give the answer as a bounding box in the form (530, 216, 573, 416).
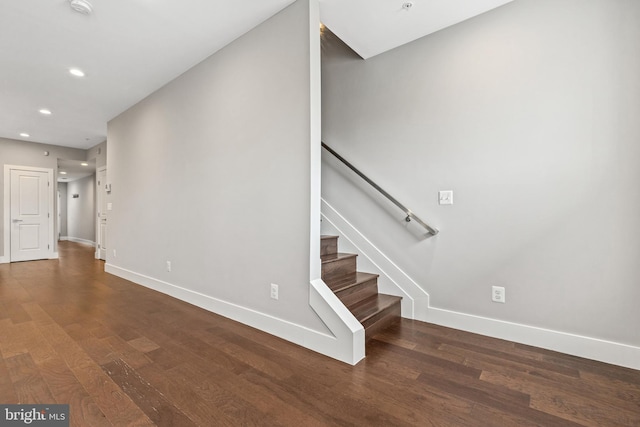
(20, 133, 30, 137)
(60, 171, 67, 175)
(39, 109, 52, 115)
(81, 162, 88, 166)
(69, 68, 85, 77)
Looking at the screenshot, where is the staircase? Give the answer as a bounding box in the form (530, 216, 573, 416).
(321, 235, 402, 342)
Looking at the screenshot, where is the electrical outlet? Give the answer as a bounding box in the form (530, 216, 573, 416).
(492, 286, 506, 303)
(166, 261, 172, 272)
(270, 283, 279, 300)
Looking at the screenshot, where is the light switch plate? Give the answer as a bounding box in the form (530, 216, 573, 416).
(439, 190, 453, 205)
(107, 203, 113, 211)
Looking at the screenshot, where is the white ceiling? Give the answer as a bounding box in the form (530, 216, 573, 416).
(0, 0, 514, 150)
(320, 0, 515, 59)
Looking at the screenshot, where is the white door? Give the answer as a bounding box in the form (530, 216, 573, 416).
(96, 167, 107, 260)
(10, 169, 51, 262)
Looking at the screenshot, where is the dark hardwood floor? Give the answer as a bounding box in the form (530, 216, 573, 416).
(1, 241, 639, 426)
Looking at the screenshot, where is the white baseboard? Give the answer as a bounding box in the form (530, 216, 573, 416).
(0, 255, 7, 264)
(321, 199, 640, 371)
(64, 237, 96, 247)
(105, 263, 362, 365)
(426, 307, 640, 371)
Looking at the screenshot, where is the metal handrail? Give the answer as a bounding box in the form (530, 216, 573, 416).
(322, 142, 439, 235)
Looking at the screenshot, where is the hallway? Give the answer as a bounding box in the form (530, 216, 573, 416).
(0, 242, 638, 426)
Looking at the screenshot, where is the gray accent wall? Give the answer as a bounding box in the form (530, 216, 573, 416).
(322, 0, 640, 346)
(66, 174, 96, 243)
(107, 0, 327, 332)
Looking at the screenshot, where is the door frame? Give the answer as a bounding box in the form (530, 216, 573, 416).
(2, 165, 55, 264)
(95, 166, 107, 260)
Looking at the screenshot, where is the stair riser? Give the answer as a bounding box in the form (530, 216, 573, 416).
(336, 279, 378, 308)
(363, 302, 401, 342)
(322, 256, 357, 283)
(320, 237, 338, 257)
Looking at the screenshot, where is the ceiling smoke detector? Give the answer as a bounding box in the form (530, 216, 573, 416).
(69, 0, 93, 15)
(402, 2, 413, 11)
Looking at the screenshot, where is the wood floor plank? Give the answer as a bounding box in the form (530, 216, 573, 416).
(5, 353, 56, 404)
(469, 354, 640, 416)
(469, 402, 565, 427)
(102, 358, 196, 427)
(438, 342, 581, 378)
(0, 318, 29, 359)
(367, 338, 482, 380)
(126, 337, 160, 354)
(578, 371, 640, 407)
(21, 299, 154, 426)
(36, 355, 111, 427)
(136, 362, 240, 427)
(416, 370, 586, 427)
(0, 350, 18, 403)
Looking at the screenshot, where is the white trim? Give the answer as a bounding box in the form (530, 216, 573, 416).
(304, 0, 362, 364)
(64, 237, 96, 247)
(3, 165, 55, 263)
(0, 256, 7, 264)
(307, 0, 321, 282)
(50, 252, 59, 260)
(96, 166, 107, 261)
(2, 166, 9, 263)
(321, 198, 640, 371)
(310, 278, 365, 364)
(426, 307, 640, 371)
(105, 263, 363, 365)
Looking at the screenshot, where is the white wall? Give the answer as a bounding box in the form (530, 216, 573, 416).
(106, 0, 361, 362)
(66, 174, 96, 244)
(87, 140, 107, 169)
(322, 0, 640, 367)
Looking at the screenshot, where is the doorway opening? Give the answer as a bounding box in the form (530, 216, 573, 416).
(56, 158, 97, 248)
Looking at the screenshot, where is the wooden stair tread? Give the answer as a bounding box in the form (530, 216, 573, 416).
(350, 294, 402, 324)
(324, 272, 378, 293)
(320, 252, 357, 263)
